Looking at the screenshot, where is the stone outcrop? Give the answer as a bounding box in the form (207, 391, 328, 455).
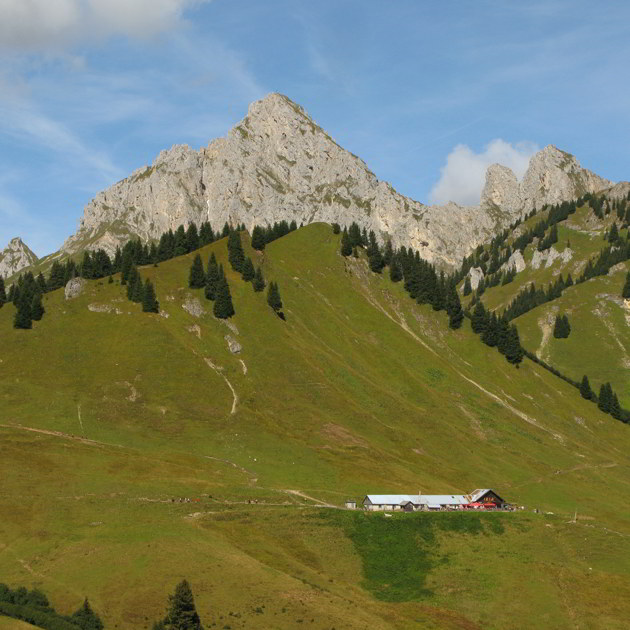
(60, 94, 614, 270)
(530, 246, 573, 270)
(501, 250, 526, 273)
(0, 237, 38, 279)
(467, 267, 485, 290)
(65, 277, 86, 299)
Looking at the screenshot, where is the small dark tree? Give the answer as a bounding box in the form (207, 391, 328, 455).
(158, 580, 203, 630)
(186, 223, 200, 252)
(471, 301, 488, 334)
(70, 598, 104, 630)
(188, 254, 206, 289)
(0, 275, 6, 307)
(267, 281, 283, 312)
(331, 223, 341, 234)
(251, 226, 266, 251)
(204, 254, 220, 301)
(252, 266, 265, 292)
(505, 325, 524, 365)
(227, 231, 245, 272)
(463, 276, 472, 296)
(608, 221, 619, 244)
(174, 225, 189, 256)
(340, 228, 352, 257)
(221, 222, 231, 238)
(579, 375, 594, 400)
(622, 271, 630, 299)
(598, 382, 613, 414)
(553, 314, 571, 339)
(31, 292, 45, 321)
(142, 279, 159, 313)
(14, 300, 32, 329)
(241, 257, 255, 282)
(213, 276, 235, 319)
(389, 258, 402, 283)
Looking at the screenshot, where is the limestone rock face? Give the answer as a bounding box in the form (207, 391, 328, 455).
(61, 95, 613, 269)
(481, 145, 612, 218)
(501, 250, 526, 273)
(0, 237, 38, 278)
(467, 267, 485, 290)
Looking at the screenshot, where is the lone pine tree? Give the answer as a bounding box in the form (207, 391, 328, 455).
(252, 266, 265, 292)
(188, 254, 206, 289)
(267, 281, 283, 312)
(154, 580, 203, 630)
(142, 279, 159, 313)
(623, 271, 630, 299)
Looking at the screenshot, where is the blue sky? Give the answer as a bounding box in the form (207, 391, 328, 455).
(1, 0, 629, 256)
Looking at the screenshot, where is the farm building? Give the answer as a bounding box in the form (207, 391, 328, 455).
(362, 489, 506, 511)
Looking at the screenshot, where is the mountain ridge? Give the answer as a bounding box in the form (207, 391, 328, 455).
(57, 93, 614, 269)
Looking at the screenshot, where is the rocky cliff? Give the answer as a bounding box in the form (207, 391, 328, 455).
(61, 93, 613, 268)
(481, 145, 611, 218)
(0, 237, 38, 278)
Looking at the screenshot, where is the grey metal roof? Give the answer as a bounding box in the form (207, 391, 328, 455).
(469, 489, 493, 502)
(364, 494, 469, 506)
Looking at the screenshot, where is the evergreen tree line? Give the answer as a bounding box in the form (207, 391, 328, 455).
(468, 301, 524, 365)
(588, 192, 630, 221)
(250, 219, 298, 250)
(577, 240, 630, 284)
(0, 584, 103, 630)
(553, 314, 571, 338)
(579, 375, 629, 423)
(5, 271, 46, 329)
(502, 275, 573, 322)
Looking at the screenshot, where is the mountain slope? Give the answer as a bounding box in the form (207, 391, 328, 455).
(59, 94, 611, 269)
(2, 224, 630, 628)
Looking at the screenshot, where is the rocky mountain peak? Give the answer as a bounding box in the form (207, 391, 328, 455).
(0, 237, 38, 279)
(481, 144, 612, 218)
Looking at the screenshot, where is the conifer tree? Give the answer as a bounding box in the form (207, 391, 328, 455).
(142, 279, 159, 313)
(482, 312, 499, 347)
(158, 580, 203, 630)
(579, 375, 594, 400)
(251, 225, 266, 251)
(70, 598, 104, 630)
(289, 219, 297, 231)
(0, 276, 5, 307)
(213, 274, 234, 319)
(199, 222, 214, 246)
(174, 225, 188, 256)
(31, 292, 45, 321)
(448, 291, 464, 329)
(188, 254, 206, 289)
(204, 254, 220, 300)
(14, 299, 32, 329)
(340, 228, 352, 257)
(608, 221, 619, 244)
(553, 314, 571, 339)
(389, 257, 402, 282)
(331, 223, 341, 235)
(227, 231, 245, 272)
(471, 301, 487, 334)
(463, 276, 472, 296)
(598, 382, 613, 414)
(505, 325, 524, 365)
(348, 222, 362, 248)
(126, 266, 139, 300)
(622, 271, 630, 299)
(267, 281, 283, 312)
(610, 392, 623, 420)
(221, 222, 230, 238)
(241, 257, 255, 282)
(252, 266, 265, 292)
(186, 223, 200, 252)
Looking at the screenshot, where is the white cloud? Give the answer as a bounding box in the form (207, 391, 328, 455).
(429, 139, 539, 206)
(0, 0, 210, 50)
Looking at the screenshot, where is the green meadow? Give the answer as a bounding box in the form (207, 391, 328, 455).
(2, 224, 630, 629)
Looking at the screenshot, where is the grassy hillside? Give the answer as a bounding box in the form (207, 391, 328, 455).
(2, 224, 630, 629)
